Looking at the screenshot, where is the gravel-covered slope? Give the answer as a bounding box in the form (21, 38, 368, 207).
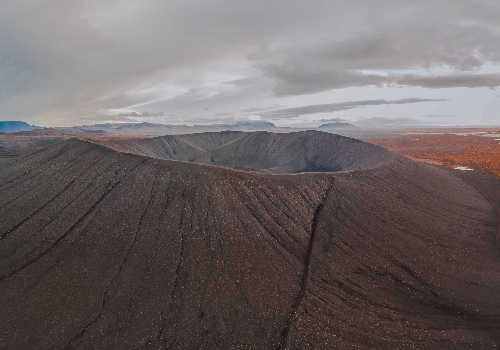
(288, 159, 500, 349)
(0, 139, 330, 349)
(0, 135, 499, 349)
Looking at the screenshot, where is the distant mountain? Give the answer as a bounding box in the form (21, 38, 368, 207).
(222, 121, 276, 131)
(0, 121, 41, 133)
(318, 122, 358, 129)
(58, 121, 276, 136)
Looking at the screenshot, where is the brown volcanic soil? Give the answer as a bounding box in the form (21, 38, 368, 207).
(0, 131, 499, 349)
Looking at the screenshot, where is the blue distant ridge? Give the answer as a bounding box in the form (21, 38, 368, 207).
(0, 121, 41, 133)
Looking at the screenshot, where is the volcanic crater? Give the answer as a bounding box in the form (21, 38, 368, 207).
(0, 131, 499, 349)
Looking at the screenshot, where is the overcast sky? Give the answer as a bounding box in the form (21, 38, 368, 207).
(1, 0, 500, 127)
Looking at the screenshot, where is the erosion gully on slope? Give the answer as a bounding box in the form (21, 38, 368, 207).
(280, 178, 335, 350)
(0, 158, 150, 281)
(63, 164, 159, 349)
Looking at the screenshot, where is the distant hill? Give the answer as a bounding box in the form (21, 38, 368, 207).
(318, 122, 358, 129)
(221, 121, 276, 131)
(58, 121, 276, 136)
(0, 121, 40, 133)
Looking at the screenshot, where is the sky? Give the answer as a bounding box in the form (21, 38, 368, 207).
(1, 0, 500, 128)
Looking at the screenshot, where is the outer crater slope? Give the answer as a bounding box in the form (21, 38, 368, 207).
(0, 131, 499, 349)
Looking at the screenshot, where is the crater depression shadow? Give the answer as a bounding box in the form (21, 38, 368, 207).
(100, 130, 394, 173)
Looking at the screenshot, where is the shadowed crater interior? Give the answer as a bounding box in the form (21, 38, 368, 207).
(101, 130, 394, 173)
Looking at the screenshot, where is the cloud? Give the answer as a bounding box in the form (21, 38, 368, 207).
(117, 111, 164, 117)
(395, 74, 500, 89)
(79, 114, 140, 124)
(353, 117, 437, 128)
(420, 115, 453, 118)
(260, 98, 448, 118)
(241, 105, 287, 113)
(256, 0, 500, 95)
(319, 117, 352, 123)
(262, 67, 389, 95)
(1, 0, 500, 125)
(265, 64, 500, 95)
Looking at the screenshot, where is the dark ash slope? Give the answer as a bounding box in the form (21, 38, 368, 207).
(0, 132, 499, 349)
(0, 139, 331, 349)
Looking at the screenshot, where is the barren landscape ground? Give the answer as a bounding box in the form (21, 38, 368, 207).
(365, 128, 500, 177)
(4, 0, 500, 348)
(1, 130, 499, 349)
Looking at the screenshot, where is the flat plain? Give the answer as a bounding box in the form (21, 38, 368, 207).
(365, 128, 500, 177)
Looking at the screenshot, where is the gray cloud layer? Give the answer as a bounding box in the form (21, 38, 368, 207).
(267, 68, 500, 96)
(396, 74, 500, 89)
(1, 1, 500, 125)
(262, 99, 448, 118)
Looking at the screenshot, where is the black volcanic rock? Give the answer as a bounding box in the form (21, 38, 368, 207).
(0, 121, 40, 133)
(0, 132, 499, 349)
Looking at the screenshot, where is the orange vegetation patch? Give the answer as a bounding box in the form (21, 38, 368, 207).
(366, 133, 500, 177)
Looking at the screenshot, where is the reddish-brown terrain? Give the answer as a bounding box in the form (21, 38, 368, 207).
(366, 129, 500, 177)
(1, 131, 499, 349)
